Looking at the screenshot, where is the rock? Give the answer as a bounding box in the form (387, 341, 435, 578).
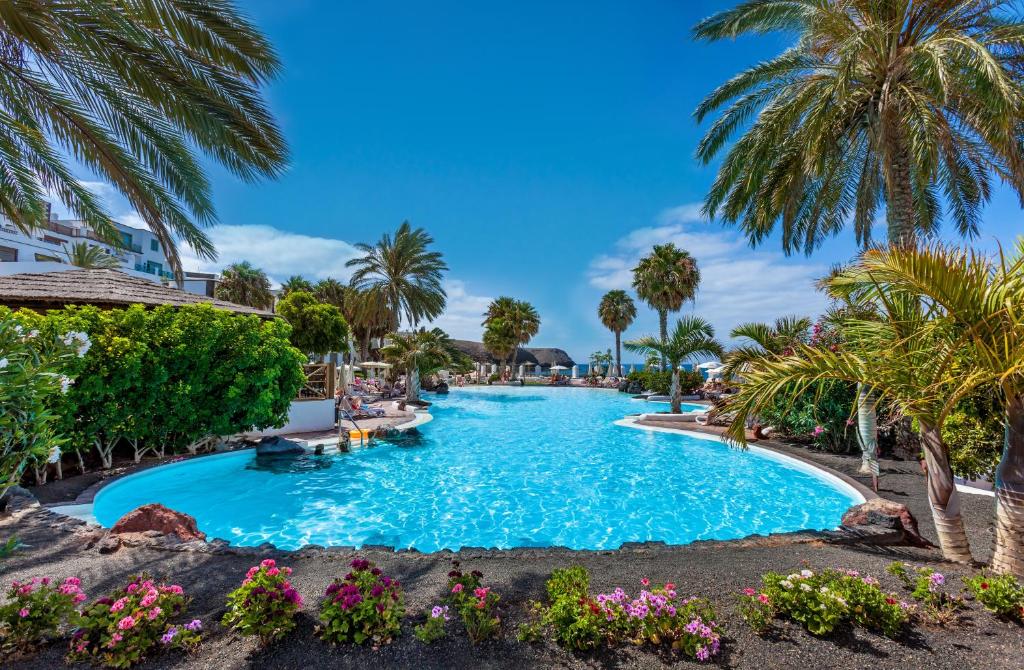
(255, 436, 305, 457)
(841, 499, 933, 548)
(111, 503, 206, 542)
(97, 534, 121, 554)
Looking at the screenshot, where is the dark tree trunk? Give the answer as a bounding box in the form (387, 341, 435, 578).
(883, 135, 917, 247)
(658, 309, 668, 370)
(614, 331, 622, 377)
(992, 393, 1024, 576)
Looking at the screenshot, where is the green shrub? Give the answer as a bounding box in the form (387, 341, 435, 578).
(964, 572, 1024, 621)
(757, 380, 858, 452)
(319, 558, 403, 646)
(222, 559, 302, 646)
(413, 606, 449, 644)
(0, 577, 85, 652)
(627, 369, 705, 396)
(444, 564, 500, 643)
(275, 290, 349, 356)
(943, 389, 1003, 480)
(887, 562, 961, 622)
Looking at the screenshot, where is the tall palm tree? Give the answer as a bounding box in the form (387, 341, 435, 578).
(346, 221, 448, 332)
(723, 278, 979, 564)
(63, 242, 120, 270)
(836, 242, 1024, 576)
(215, 261, 273, 310)
(0, 1, 288, 281)
(314, 278, 347, 309)
(632, 244, 701, 368)
(280, 275, 313, 297)
(598, 290, 637, 377)
(483, 297, 540, 377)
(380, 328, 453, 403)
(625, 316, 724, 413)
(482, 319, 517, 379)
(723, 316, 811, 378)
(342, 287, 392, 363)
(694, 1, 1024, 250)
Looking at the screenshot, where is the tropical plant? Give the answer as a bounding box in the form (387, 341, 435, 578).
(320, 558, 404, 646)
(0, 576, 86, 653)
(222, 559, 301, 646)
(598, 290, 637, 376)
(0, 1, 287, 280)
(724, 316, 811, 378)
(275, 291, 349, 357)
(693, 0, 1024, 251)
(625, 316, 723, 413)
(379, 328, 454, 402)
(482, 297, 540, 377)
(341, 286, 392, 363)
(62, 242, 121, 270)
(280, 275, 314, 297)
(482, 319, 517, 379)
(831, 242, 1024, 576)
(632, 244, 700, 368)
(314, 278, 347, 309)
(347, 221, 448, 332)
(215, 261, 273, 310)
(588, 350, 613, 377)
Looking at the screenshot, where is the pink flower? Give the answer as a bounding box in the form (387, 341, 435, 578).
(813, 425, 824, 436)
(110, 632, 123, 645)
(117, 616, 136, 630)
(246, 567, 259, 579)
(110, 597, 128, 612)
(641, 578, 650, 587)
(148, 607, 162, 620)
(742, 588, 756, 596)
(451, 583, 463, 594)
(126, 583, 139, 594)
(267, 567, 280, 577)
(474, 587, 489, 599)
(261, 559, 276, 568)
(18, 608, 29, 618)
(757, 594, 770, 605)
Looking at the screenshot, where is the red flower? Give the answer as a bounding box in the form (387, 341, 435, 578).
(885, 597, 896, 605)
(980, 582, 990, 590)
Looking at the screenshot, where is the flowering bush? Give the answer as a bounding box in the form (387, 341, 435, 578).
(413, 605, 450, 644)
(222, 559, 302, 645)
(445, 564, 500, 643)
(319, 558, 403, 645)
(887, 562, 961, 622)
(67, 574, 200, 668)
(739, 568, 909, 638)
(964, 572, 1024, 622)
(0, 576, 85, 652)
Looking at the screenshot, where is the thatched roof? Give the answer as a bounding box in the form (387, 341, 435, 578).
(451, 339, 575, 367)
(0, 268, 272, 316)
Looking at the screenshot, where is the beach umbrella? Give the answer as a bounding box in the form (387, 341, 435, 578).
(695, 361, 721, 369)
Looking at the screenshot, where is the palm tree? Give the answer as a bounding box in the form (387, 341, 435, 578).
(346, 221, 448, 332)
(632, 244, 701, 368)
(280, 275, 313, 297)
(63, 242, 120, 270)
(835, 242, 1024, 576)
(215, 261, 273, 310)
(314, 278, 347, 309)
(341, 287, 391, 363)
(694, 1, 1024, 250)
(625, 316, 724, 413)
(483, 297, 540, 377)
(482, 319, 518, 379)
(379, 328, 453, 403)
(0, 1, 287, 281)
(722, 278, 979, 564)
(723, 316, 811, 378)
(598, 290, 637, 376)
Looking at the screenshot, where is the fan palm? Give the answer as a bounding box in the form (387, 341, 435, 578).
(314, 278, 347, 308)
(380, 327, 453, 402)
(625, 316, 724, 413)
(63, 242, 120, 270)
(833, 242, 1024, 576)
(483, 297, 540, 377)
(632, 244, 701, 368)
(694, 0, 1024, 251)
(598, 290, 637, 377)
(482, 319, 517, 379)
(0, 0, 287, 280)
(214, 261, 273, 310)
(723, 277, 981, 563)
(347, 221, 448, 332)
(280, 275, 313, 297)
(723, 315, 811, 378)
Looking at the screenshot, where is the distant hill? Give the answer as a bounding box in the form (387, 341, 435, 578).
(450, 339, 575, 367)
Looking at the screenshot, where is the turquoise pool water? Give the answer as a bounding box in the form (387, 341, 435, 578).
(93, 386, 861, 552)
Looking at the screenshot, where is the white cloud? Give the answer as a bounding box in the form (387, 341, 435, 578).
(586, 203, 830, 344)
(423, 279, 492, 341)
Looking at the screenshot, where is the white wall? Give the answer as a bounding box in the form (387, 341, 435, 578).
(251, 399, 335, 437)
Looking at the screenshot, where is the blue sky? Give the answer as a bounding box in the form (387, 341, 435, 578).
(77, 1, 1023, 363)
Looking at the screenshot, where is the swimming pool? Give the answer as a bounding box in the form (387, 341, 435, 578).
(93, 386, 862, 552)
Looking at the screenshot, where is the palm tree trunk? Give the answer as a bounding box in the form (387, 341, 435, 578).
(992, 393, 1024, 576)
(919, 423, 974, 563)
(883, 138, 916, 247)
(670, 368, 681, 414)
(614, 331, 622, 377)
(406, 366, 421, 402)
(856, 384, 878, 477)
(658, 309, 668, 370)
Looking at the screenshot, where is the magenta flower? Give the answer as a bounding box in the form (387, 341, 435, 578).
(18, 608, 29, 618)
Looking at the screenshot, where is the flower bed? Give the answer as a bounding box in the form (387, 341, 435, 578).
(222, 559, 302, 645)
(319, 558, 404, 645)
(0, 577, 86, 652)
(965, 572, 1024, 622)
(444, 563, 501, 643)
(68, 574, 200, 668)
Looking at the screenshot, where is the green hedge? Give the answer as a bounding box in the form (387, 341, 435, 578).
(16, 304, 306, 471)
(626, 369, 704, 395)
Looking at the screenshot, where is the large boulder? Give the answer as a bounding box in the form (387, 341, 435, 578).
(111, 504, 205, 542)
(256, 436, 305, 457)
(841, 498, 932, 548)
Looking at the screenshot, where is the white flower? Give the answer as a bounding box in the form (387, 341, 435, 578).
(780, 580, 793, 590)
(800, 569, 814, 578)
(12, 325, 22, 335)
(800, 583, 812, 592)
(63, 331, 91, 357)
(787, 573, 801, 581)
(28, 329, 38, 338)
(59, 375, 73, 394)
(819, 587, 829, 593)
(0, 358, 8, 369)
(47, 447, 61, 464)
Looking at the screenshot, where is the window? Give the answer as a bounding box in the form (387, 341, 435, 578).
(150, 239, 159, 252)
(0, 246, 17, 262)
(34, 253, 62, 263)
(42, 235, 64, 246)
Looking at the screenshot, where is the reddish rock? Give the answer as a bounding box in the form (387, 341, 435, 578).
(111, 504, 205, 542)
(841, 498, 933, 548)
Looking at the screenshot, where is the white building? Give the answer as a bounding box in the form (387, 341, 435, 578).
(0, 205, 217, 297)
